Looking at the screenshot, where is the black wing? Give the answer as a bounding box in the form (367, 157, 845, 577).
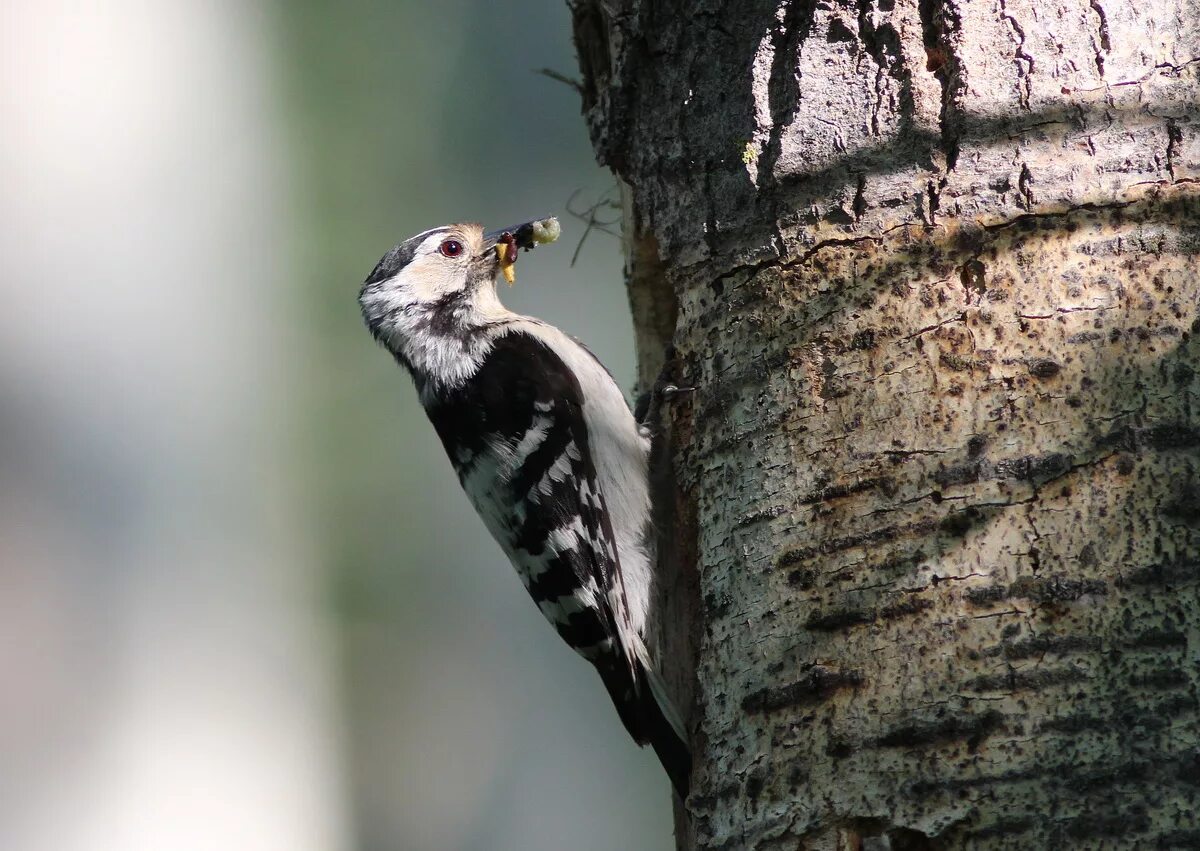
(424, 331, 630, 661)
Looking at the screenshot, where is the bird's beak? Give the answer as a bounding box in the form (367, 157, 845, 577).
(482, 217, 561, 286)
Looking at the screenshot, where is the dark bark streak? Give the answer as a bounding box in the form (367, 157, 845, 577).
(1088, 0, 1111, 76)
(918, 0, 964, 169)
(875, 708, 1004, 750)
(741, 664, 864, 713)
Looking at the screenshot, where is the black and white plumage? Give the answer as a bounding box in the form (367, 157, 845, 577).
(359, 219, 690, 796)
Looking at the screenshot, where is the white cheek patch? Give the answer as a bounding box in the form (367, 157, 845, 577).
(403, 252, 466, 303)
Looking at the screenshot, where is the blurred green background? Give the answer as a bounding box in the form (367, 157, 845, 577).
(1, 1, 672, 849)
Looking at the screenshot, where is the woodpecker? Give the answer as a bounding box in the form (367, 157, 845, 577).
(359, 217, 691, 797)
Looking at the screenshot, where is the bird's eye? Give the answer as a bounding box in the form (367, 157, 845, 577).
(438, 239, 464, 258)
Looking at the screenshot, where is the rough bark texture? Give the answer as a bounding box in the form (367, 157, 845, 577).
(572, 0, 1200, 847)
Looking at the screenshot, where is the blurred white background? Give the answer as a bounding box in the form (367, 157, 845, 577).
(0, 1, 672, 849)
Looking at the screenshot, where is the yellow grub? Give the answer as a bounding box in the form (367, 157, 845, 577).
(495, 240, 516, 285)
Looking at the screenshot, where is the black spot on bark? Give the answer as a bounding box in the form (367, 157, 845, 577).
(735, 505, 788, 528)
(779, 518, 938, 564)
(704, 590, 732, 619)
(1008, 574, 1107, 604)
(826, 17, 855, 42)
(1176, 751, 1200, 787)
(879, 596, 934, 620)
(967, 816, 1036, 839)
(805, 607, 875, 631)
(966, 666, 1087, 692)
(1102, 423, 1200, 452)
(799, 475, 893, 504)
(1128, 667, 1189, 689)
(1159, 829, 1200, 847)
(933, 460, 981, 486)
(1128, 629, 1187, 649)
(967, 584, 1010, 605)
(988, 632, 1101, 660)
(939, 506, 981, 537)
(994, 452, 1072, 483)
(1059, 810, 1149, 840)
(961, 258, 986, 295)
(741, 665, 864, 713)
(1163, 483, 1200, 523)
(826, 737, 853, 759)
(744, 770, 765, 802)
(850, 328, 878, 350)
(1039, 712, 1109, 734)
(1027, 357, 1062, 378)
(787, 568, 816, 589)
(1118, 557, 1200, 588)
(940, 351, 992, 372)
(888, 827, 941, 850)
(876, 709, 1004, 751)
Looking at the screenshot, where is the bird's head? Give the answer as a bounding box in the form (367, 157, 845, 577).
(359, 218, 559, 349)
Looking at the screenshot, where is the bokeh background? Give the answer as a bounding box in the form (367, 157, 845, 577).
(1, 1, 673, 849)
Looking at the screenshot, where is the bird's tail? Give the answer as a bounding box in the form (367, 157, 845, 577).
(597, 648, 692, 799)
(637, 661, 692, 799)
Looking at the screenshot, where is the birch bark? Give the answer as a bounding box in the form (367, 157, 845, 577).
(572, 0, 1200, 846)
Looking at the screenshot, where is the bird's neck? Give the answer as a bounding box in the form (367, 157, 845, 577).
(388, 297, 517, 399)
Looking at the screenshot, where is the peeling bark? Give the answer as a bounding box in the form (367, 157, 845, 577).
(571, 0, 1200, 847)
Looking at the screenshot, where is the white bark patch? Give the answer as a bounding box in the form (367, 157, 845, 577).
(745, 18, 778, 185)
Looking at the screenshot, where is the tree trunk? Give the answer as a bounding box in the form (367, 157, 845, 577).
(571, 0, 1200, 847)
